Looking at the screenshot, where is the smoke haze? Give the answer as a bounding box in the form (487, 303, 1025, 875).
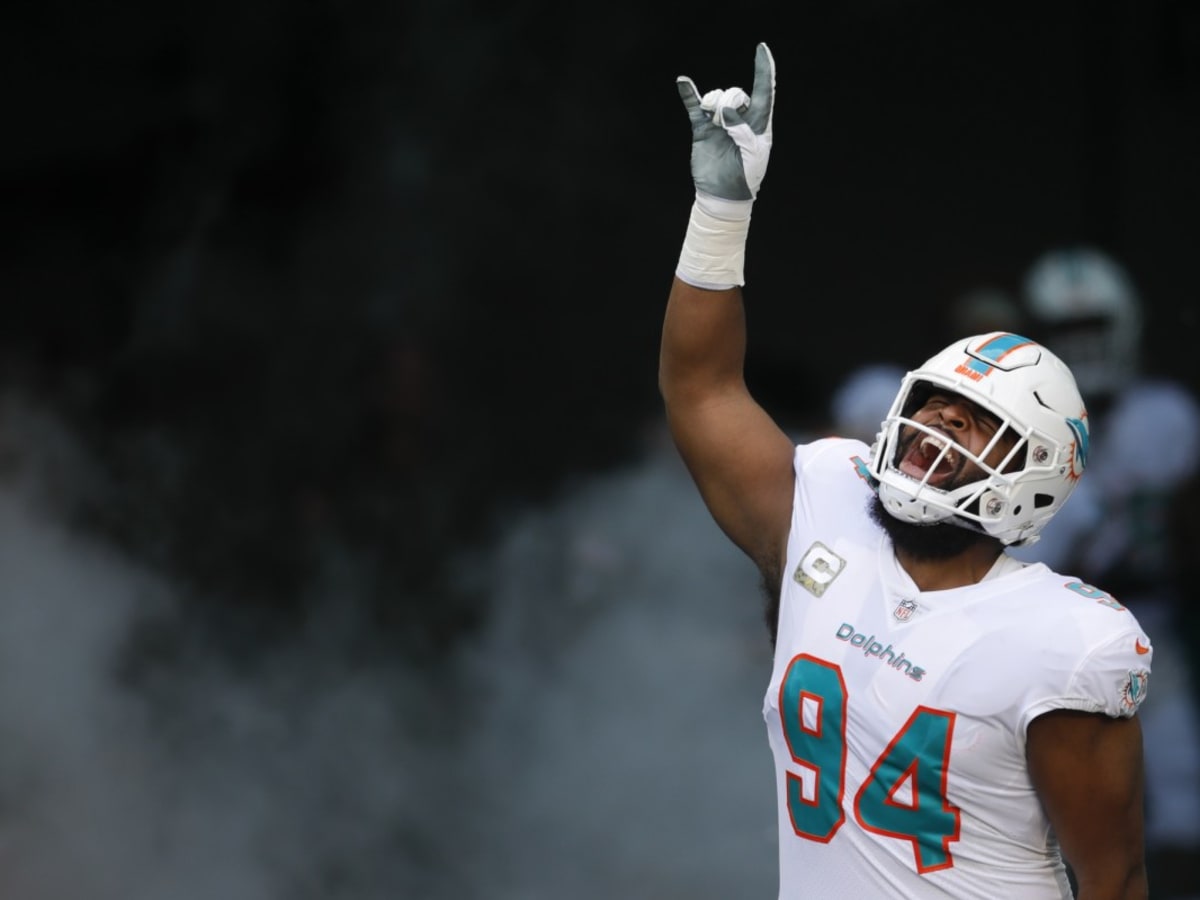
(0, 404, 777, 899)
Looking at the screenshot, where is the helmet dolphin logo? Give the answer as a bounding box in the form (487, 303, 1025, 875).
(1065, 415, 1089, 477)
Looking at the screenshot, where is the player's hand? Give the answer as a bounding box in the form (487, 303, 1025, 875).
(677, 42, 776, 202)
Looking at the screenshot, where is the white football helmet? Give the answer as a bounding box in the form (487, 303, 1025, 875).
(867, 332, 1090, 546)
(1022, 246, 1142, 400)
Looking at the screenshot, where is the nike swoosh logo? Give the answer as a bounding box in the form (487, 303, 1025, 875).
(1135, 639, 1151, 655)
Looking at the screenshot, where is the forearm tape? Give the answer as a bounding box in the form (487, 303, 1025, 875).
(675, 193, 753, 290)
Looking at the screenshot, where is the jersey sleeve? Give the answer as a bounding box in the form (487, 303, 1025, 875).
(1021, 623, 1153, 732)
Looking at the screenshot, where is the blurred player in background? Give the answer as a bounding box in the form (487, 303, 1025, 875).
(946, 285, 1026, 342)
(1014, 246, 1200, 898)
(828, 363, 907, 445)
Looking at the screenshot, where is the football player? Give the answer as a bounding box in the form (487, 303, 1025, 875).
(660, 43, 1150, 899)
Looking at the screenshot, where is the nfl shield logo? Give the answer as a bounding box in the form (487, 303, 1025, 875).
(894, 598, 918, 621)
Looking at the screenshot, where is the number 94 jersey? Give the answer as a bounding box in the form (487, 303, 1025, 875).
(763, 439, 1152, 899)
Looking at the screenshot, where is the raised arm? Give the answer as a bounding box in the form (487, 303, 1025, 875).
(659, 43, 795, 575)
(1026, 709, 1148, 899)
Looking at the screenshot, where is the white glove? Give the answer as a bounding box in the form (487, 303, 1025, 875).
(678, 43, 776, 202)
(675, 43, 776, 289)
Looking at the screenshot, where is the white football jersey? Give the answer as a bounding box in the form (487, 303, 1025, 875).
(763, 438, 1153, 899)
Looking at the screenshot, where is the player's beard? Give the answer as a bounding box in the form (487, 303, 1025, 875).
(867, 494, 992, 560)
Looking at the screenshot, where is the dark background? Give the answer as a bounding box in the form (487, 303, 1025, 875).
(6, 0, 1200, 656)
(2, 3, 1200, 897)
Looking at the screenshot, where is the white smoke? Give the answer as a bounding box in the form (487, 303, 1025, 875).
(0, 401, 777, 899)
(448, 426, 777, 899)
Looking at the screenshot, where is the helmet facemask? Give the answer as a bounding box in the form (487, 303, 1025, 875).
(873, 382, 1032, 536)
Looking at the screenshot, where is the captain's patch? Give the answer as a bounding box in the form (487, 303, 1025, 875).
(793, 542, 846, 597)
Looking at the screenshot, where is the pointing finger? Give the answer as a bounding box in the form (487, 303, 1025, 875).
(747, 42, 776, 134)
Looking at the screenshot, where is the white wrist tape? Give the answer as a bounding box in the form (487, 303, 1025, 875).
(675, 192, 754, 289)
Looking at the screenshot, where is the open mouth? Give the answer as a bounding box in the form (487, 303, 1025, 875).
(898, 433, 959, 487)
